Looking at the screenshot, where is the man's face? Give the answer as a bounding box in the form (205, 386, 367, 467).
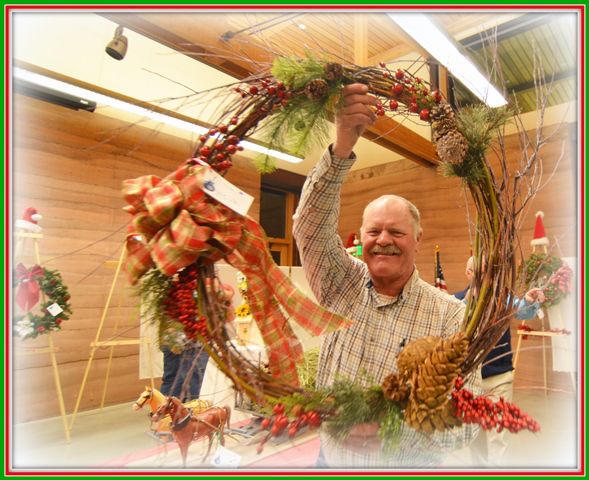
(360, 198, 422, 287)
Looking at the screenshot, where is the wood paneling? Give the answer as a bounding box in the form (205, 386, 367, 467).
(12, 93, 577, 422)
(12, 94, 261, 422)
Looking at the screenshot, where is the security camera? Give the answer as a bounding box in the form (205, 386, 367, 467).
(105, 26, 128, 60)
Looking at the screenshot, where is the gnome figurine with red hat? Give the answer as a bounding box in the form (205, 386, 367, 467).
(15, 207, 43, 233)
(531, 211, 549, 248)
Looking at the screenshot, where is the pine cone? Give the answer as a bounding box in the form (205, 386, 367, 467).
(431, 118, 457, 143)
(435, 130, 469, 164)
(381, 373, 410, 405)
(396, 336, 439, 377)
(305, 78, 329, 100)
(430, 101, 455, 121)
(324, 62, 343, 82)
(404, 332, 469, 433)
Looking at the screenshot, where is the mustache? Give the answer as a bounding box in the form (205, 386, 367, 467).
(370, 246, 401, 255)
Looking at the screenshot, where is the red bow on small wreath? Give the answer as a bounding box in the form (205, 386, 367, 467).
(15, 263, 44, 312)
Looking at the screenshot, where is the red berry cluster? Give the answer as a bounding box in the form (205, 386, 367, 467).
(256, 403, 323, 454)
(194, 124, 244, 173)
(451, 376, 540, 433)
(163, 265, 208, 340)
(377, 65, 443, 121)
(235, 79, 290, 104)
(517, 322, 534, 340)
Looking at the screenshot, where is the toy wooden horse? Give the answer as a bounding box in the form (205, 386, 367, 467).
(152, 396, 231, 466)
(132, 386, 211, 434)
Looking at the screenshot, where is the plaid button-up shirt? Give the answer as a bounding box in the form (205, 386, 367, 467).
(293, 148, 479, 467)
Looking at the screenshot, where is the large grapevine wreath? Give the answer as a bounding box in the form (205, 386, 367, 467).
(127, 53, 545, 452)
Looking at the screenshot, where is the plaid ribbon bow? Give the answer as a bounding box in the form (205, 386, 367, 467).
(123, 162, 351, 385)
(15, 263, 44, 312)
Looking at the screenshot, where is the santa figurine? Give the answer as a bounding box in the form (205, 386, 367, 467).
(345, 233, 362, 257)
(15, 207, 43, 233)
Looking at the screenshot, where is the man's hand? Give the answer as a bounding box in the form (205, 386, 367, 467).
(524, 287, 545, 304)
(332, 83, 378, 159)
(340, 422, 381, 453)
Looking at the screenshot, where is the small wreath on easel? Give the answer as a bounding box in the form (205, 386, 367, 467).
(14, 266, 72, 340)
(521, 253, 570, 307)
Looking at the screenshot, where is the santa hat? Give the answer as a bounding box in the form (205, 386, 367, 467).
(531, 211, 549, 247)
(15, 207, 43, 233)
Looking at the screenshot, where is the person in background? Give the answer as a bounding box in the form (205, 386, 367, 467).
(454, 256, 545, 466)
(160, 280, 235, 402)
(292, 83, 480, 467)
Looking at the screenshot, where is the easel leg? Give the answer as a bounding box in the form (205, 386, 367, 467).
(69, 245, 126, 432)
(513, 321, 525, 369)
(48, 332, 71, 443)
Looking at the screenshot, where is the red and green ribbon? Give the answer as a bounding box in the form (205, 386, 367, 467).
(122, 162, 351, 385)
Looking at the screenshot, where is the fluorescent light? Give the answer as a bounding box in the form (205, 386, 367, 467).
(388, 14, 507, 108)
(13, 67, 303, 164)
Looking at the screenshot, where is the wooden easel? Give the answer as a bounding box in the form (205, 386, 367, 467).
(68, 244, 156, 433)
(14, 231, 71, 442)
(513, 243, 575, 394)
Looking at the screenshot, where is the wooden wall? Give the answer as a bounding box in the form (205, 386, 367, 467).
(12, 93, 577, 423)
(338, 122, 578, 392)
(11, 94, 261, 422)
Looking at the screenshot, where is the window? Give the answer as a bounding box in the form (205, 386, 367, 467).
(259, 169, 305, 266)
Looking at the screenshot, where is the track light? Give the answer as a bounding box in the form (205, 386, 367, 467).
(105, 25, 128, 61)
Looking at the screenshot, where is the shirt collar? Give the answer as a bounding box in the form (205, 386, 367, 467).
(366, 267, 419, 306)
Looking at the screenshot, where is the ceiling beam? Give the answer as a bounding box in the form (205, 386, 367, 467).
(102, 13, 438, 167)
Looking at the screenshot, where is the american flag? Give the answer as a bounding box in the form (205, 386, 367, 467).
(434, 246, 448, 292)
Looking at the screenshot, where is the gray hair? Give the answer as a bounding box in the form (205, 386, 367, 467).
(361, 194, 422, 240)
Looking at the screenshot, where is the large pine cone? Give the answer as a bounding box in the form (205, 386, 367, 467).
(381, 373, 410, 405)
(430, 101, 455, 121)
(396, 336, 439, 377)
(324, 62, 343, 81)
(432, 117, 458, 143)
(305, 78, 329, 100)
(404, 332, 469, 433)
(435, 130, 469, 164)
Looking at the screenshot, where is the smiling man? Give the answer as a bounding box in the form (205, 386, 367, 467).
(292, 83, 477, 468)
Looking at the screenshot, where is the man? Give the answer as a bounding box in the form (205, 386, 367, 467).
(292, 84, 479, 467)
(455, 256, 544, 466)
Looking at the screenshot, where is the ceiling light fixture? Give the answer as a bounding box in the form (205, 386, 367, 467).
(105, 25, 128, 61)
(13, 68, 303, 164)
(388, 13, 507, 107)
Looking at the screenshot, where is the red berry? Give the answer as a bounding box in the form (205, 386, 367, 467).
(288, 426, 298, 438)
(379, 61, 386, 68)
(230, 117, 238, 125)
(199, 135, 207, 143)
(218, 124, 228, 133)
(409, 102, 419, 113)
(419, 109, 430, 121)
(226, 144, 237, 154)
(395, 69, 405, 80)
(389, 100, 399, 111)
(272, 403, 285, 415)
(199, 146, 211, 157)
(392, 84, 404, 96)
(249, 86, 259, 95)
(261, 418, 272, 430)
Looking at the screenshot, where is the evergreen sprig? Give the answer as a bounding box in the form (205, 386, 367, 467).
(439, 105, 512, 183)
